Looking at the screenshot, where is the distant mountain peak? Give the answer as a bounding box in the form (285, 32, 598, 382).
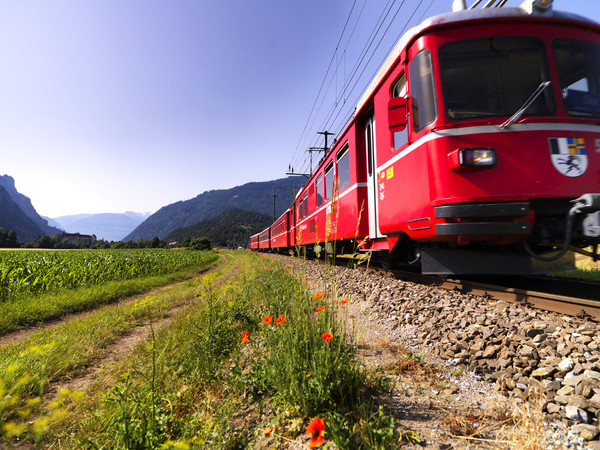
(0, 174, 61, 242)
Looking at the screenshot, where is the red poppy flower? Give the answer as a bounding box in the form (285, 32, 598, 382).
(313, 292, 323, 300)
(339, 296, 349, 305)
(275, 314, 287, 325)
(263, 426, 273, 436)
(264, 315, 273, 325)
(305, 417, 325, 448)
(321, 332, 333, 342)
(241, 331, 249, 344)
(315, 305, 326, 313)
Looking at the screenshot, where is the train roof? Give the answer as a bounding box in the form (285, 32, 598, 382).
(356, 2, 598, 112)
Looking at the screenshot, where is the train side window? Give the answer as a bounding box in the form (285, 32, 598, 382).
(303, 192, 308, 216)
(298, 200, 303, 219)
(324, 162, 334, 200)
(409, 50, 437, 132)
(391, 74, 408, 148)
(316, 174, 323, 207)
(337, 145, 350, 191)
(366, 122, 373, 177)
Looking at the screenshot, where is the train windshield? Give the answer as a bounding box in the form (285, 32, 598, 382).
(553, 39, 600, 118)
(439, 37, 553, 120)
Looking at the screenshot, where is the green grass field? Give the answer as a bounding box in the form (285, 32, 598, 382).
(0, 250, 402, 448)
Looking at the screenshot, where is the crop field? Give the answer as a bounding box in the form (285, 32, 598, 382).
(0, 249, 219, 301)
(0, 248, 220, 336)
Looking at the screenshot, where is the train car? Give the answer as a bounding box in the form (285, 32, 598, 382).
(260, 0, 600, 274)
(293, 123, 370, 255)
(258, 228, 270, 251)
(270, 208, 293, 251)
(357, 0, 600, 273)
(249, 233, 260, 250)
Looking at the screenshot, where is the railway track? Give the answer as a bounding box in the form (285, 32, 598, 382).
(358, 264, 600, 322)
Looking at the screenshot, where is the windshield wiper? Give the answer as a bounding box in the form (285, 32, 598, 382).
(500, 80, 552, 129)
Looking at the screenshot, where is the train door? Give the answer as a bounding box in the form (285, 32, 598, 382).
(365, 115, 384, 239)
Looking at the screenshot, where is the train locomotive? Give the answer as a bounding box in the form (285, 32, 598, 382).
(251, 0, 600, 275)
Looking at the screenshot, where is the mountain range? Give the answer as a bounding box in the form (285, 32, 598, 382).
(48, 212, 151, 242)
(124, 176, 305, 241)
(0, 175, 61, 243)
(0, 174, 305, 244)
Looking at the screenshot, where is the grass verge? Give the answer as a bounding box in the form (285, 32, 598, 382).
(6, 251, 400, 449)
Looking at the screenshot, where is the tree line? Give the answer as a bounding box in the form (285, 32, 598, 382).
(0, 231, 212, 251)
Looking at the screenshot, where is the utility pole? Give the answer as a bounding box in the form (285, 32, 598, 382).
(273, 194, 276, 222)
(285, 131, 335, 178)
(317, 130, 335, 152)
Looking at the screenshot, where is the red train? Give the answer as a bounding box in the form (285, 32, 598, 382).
(251, 0, 600, 274)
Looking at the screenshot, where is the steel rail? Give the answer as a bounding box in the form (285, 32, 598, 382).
(357, 266, 600, 322)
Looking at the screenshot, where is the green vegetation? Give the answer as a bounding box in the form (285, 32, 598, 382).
(552, 250, 600, 281)
(0, 249, 217, 301)
(0, 251, 402, 448)
(0, 229, 18, 248)
(0, 249, 219, 335)
(165, 208, 272, 248)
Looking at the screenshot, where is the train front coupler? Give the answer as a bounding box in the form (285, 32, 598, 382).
(525, 193, 600, 262)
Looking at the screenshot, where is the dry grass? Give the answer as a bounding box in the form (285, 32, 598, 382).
(445, 410, 487, 438)
(442, 396, 546, 449)
(575, 250, 600, 271)
(502, 399, 546, 450)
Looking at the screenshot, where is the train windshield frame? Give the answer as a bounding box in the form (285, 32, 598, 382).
(439, 36, 554, 121)
(553, 38, 600, 118)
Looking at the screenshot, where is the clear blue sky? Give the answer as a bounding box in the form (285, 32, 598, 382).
(1, 0, 598, 217)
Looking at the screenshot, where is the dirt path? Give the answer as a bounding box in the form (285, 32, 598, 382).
(1, 253, 238, 402)
(45, 254, 238, 396)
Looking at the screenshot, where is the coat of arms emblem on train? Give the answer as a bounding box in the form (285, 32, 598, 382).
(548, 137, 588, 177)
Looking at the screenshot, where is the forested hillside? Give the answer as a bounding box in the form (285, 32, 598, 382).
(165, 208, 272, 248)
(125, 176, 304, 241)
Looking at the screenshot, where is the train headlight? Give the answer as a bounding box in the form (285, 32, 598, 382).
(533, 0, 553, 12)
(460, 148, 497, 168)
(448, 148, 497, 170)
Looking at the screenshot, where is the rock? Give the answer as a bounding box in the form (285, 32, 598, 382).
(575, 382, 593, 399)
(583, 369, 600, 381)
(562, 374, 583, 387)
(556, 385, 575, 396)
(565, 405, 589, 423)
(567, 395, 588, 410)
(546, 402, 561, 414)
(482, 345, 498, 358)
(589, 393, 600, 409)
(531, 366, 555, 379)
(527, 328, 545, 338)
(569, 424, 599, 440)
(558, 358, 574, 372)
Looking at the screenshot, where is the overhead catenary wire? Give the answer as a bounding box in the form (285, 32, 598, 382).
(292, 0, 435, 177)
(291, 0, 401, 175)
(289, 0, 359, 172)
